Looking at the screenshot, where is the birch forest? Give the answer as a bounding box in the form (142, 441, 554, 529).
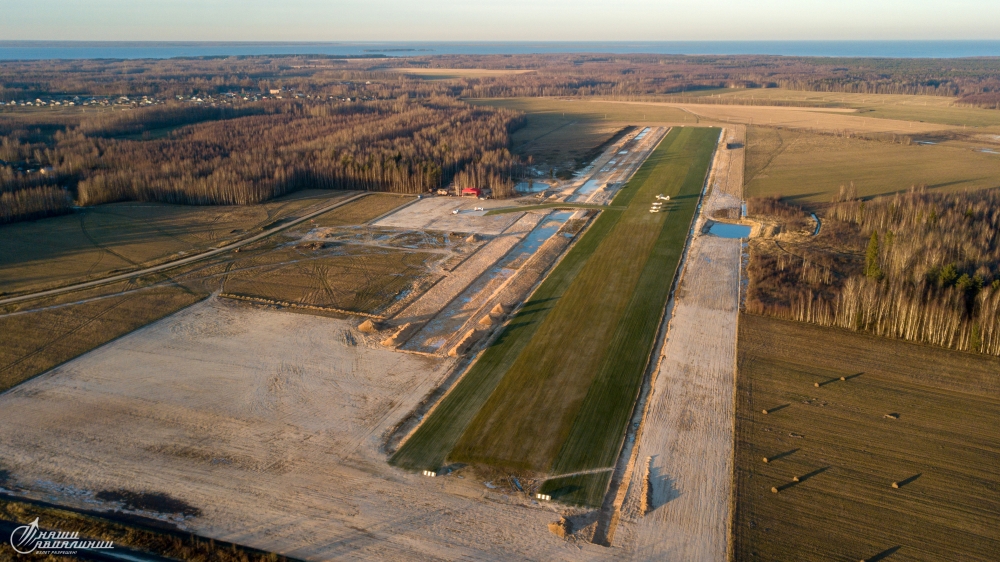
(747, 188, 1000, 356)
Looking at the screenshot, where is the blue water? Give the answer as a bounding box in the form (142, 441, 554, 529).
(708, 222, 751, 239)
(3, 41, 1000, 60)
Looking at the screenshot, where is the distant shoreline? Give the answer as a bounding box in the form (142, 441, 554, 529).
(2, 40, 1000, 60)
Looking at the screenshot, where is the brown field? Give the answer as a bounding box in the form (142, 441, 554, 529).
(669, 88, 1000, 127)
(469, 97, 695, 170)
(388, 68, 535, 80)
(305, 193, 413, 228)
(0, 280, 205, 393)
(735, 314, 1000, 562)
(0, 189, 353, 296)
(743, 126, 1000, 205)
(222, 245, 437, 316)
(663, 103, 951, 134)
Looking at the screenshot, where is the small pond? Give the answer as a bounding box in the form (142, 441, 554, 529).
(708, 222, 751, 239)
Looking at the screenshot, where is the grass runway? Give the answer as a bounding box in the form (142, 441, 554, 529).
(392, 127, 719, 505)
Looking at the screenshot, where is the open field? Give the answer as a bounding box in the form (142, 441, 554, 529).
(663, 88, 1000, 127)
(0, 192, 406, 395)
(0, 282, 205, 393)
(0, 189, 355, 296)
(735, 314, 1000, 562)
(744, 126, 1000, 205)
(222, 245, 436, 317)
(0, 298, 617, 561)
(469, 98, 696, 170)
(392, 127, 719, 501)
(388, 68, 535, 79)
(306, 193, 413, 227)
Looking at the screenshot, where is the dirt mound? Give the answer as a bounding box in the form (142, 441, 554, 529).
(358, 319, 381, 333)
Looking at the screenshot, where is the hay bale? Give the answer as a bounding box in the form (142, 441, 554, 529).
(357, 319, 380, 333)
(380, 322, 421, 347)
(547, 518, 568, 538)
(792, 476, 800, 482)
(762, 457, 769, 463)
(770, 487, 779, 494)
(891, 482, 899, 489)
(762, 409, 769, 415)
(477, 315, 494, 327)
(840, 376, 846, 381)
(814, 382, 820, 387)
(466, 234, 479, 243)
(491, 303, 509, 316)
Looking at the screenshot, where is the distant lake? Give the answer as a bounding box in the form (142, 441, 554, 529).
(2, 41, 1000, 60)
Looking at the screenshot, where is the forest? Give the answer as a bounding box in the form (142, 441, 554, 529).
(746, 188, 1000, 356)
(0, 97, 525, 223)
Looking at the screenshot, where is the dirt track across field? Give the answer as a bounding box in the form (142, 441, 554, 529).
(0, 297, 623, 561)
(612, 128, 743, 559)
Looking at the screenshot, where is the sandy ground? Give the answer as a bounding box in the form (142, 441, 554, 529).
(611, 129, 742, 560)
(565, 127, 668, 204)
(373, 197, 524, 235)
(0, 297, 620, 561)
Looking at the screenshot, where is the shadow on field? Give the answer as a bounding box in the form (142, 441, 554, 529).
(648, 461, 681, 511)
(895, 473, 922, 488)
(775, 466, 830, 492)
(817, 372, 864, 387)
(762, 403, 791, 414)
(765, 448, 799, 463)
(863, 545, 902, 561)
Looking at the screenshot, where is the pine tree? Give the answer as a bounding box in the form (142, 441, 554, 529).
(865, 231, 882, 280)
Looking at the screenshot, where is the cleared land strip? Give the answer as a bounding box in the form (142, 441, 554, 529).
(392, 128, 721, 506)
(614, 229, 740, 560)
(0, 192, 368, 307)
(391, 212, 541, 327)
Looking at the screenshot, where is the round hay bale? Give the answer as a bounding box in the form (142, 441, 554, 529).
(840, 376, 846, 381)
(770, 487, 779, 494)
(792, 476, 800, 483)
(814, 382, 820, 387)
(891, 482, 899, 489)
(762, 457, 769, 463)
(762, 409, 769, 415)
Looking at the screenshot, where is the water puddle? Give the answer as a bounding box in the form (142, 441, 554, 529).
(978, 149, 1000, 155)
(575, 178, 604, 196)
(515, 180, 549, 193)
(634, 127, 651, 140)
(707, 222, 751, 239)
(403, 211, 573, 353)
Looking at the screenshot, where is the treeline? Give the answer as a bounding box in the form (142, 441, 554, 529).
(5, 55, 1000, 106)
(746, 188, 1000, 355)
(0, 97, 526, 222)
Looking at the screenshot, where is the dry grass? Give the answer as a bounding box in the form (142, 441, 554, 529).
(734, 314, 1000, 561)
(469, 97, 696, 170)
(222, 244, 436, 316)
(744, 126, 1000, 206)
(678, 88, 1000, 127)
(0, 189, 353, 296)
(305, 193, 412, 228)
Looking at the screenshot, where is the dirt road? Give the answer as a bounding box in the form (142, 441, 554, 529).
(612, 129, 743, 560)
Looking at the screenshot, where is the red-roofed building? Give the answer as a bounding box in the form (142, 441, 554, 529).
(461, 187, 483, 197)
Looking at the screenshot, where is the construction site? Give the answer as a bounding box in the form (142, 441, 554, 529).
(0, 117, 754, 560)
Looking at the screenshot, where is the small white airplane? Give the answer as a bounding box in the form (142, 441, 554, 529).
(656, 195, 671, 201)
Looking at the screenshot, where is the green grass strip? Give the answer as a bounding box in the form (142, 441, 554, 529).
(390, 203, 625, 470)
(551, 127, 719, 473)
(451, 128, 718, 472)
(538, 472, 613, 507)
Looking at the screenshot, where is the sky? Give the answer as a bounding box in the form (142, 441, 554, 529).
(3, 0, 1000, 42)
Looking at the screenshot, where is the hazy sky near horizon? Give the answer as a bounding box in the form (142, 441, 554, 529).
(4, 0, 1000, 42)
